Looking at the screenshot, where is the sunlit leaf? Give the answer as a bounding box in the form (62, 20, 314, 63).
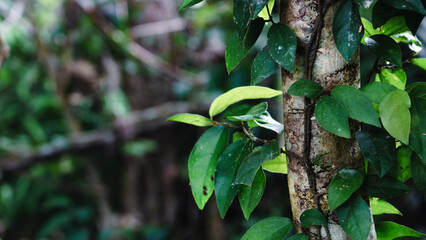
(370, 197, 402, 215)
(378, 68, 407, 90)
(167, 113, 214, 127)
(376, 221, 425, 240)
(262, 152, 287, 174)
(411, 58, 426, 71)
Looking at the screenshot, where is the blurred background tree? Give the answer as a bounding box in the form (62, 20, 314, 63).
(0, 0, 424, 239)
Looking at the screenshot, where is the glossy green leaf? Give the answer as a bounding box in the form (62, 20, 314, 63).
(188, 125, 228, 209)
(329, 168, 364, 211)
(370, 197, 402, 215)
(353, 0, 374, 8)
(234, 0, 251, 41)
(360, 82, 397, 104)
(228, 102, 268, 121)
(300, 209, 327, 228)
(167, 113, 214, 127)
(209, 86, 281, 118)
(376, 221, 425, 240)
(314, 96, 351, 138)
(372, 1, 402, 29)
(251, 47, 279, 85)
(225, 19, 265, 73)
(287, 79, 323, 98)
(241, 217, 293, 240)
(336, 194, 372, 240)
(365, 35, 402, 67)
(267, 23, 297, 72)
(215, 139, 253, 218)
(355, 128, 396, 178)
(388, 146, 412, 182)
(411, 154, 426, 193)
(249, 0, 270, 19)
(262, 152, 287, 174)
(333, 0, 364, 61)
(407, 82, 426, 163)
(236, 140, 280, 185)
(385, 0, 426, 14)
(379, 89, 411, 144)
(331, 85, 380, 127)
(287, 234, 308, 240)
(378, 68, 407, 90)
(362, 175, 411, 199)
(223, 104, 252, 120)
(178, 0, 203, 11)
(411, 58, 426, 71)
(238, 169, 266, 219)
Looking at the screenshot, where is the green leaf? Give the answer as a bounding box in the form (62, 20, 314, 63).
(178, 0, 203, 11)
(287, 79, 323, 98)
(411, 154, 426, 193)
(225, 19, 265, 73)
(314, 96, 351, 138)
(300, 209, 327, 228)
(215, 139, 253, 218)
(353, 0, 374, 8)
(407, 82, 426, 163)
(223, 104, 252, 120)
(360, 82, 397, 104)
(336, 194, 372, 240)
(253, 113, 284, 134)
(251, 47, 279, 85)
(233, 132, 246, 142)
(236, 140, 280, 185)
(355, 128, 396, 178)
(167, 113, 214, 127)
(241, 217, 293, 240)
(379, 89, 411, 144)
(287, 234, 308, 240)
(362, 175, 411, 199)
(385, 0, 426, 14)
(365, 35, 402, 68)
(234, 0, 251, 40)
(188, 126, 228, 209)
(370, 197, 402, 215)
(258, 0, 274, 20)
(376, 221, 425, 240)
(378, 68, 407, 90)
(267, 23, 297, 72)
(333, 0, 364, 61)
(372, 1, 402, 29)
(328, 168, 364, 211)
(388, 146, 412, 182)
(262, 152, 287, 174)
(209, 86, 281, 118)
(238, 168, 266, 219)
(411, 58, 426, 71)
(331, 85, 380, 127)
(228, 102, 269, 121)
(249, 0, 270, 19)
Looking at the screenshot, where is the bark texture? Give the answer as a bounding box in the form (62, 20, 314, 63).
(280, 0, 376, 239)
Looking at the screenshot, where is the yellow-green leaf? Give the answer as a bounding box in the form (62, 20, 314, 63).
(167, 113, 214, 127)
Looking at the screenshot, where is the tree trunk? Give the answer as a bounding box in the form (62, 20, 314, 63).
(280, 0, 376, 239)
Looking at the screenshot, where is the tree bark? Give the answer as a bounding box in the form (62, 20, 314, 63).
(280, 0, 376, 239)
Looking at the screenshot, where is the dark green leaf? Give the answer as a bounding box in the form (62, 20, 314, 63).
(225, 19, 265, 73)
(223, 104, 252, 120)
(234, 0, 251, 41)
(333, 0, 364, 61)
(331, 85, 380, 127)
(370, 197, 402, 215)
(379, 89, 411, 144)
(355, 128, 396, 177)
(353, 0, 375, 9)
(188, 126, 229, 209)
(372, 1, 402, 29)
(329, 168, 364, 211)
(241, 217, 293, 240)
(251, 47, 279, 85)
(233, 132, 246, 142)
(287, 234, 308, 240)
(336, 194, 372, 240)
(362, 175, 411, 198)
(167, 113, 214, 127)
(249, 0, 270, 19)
(378, 68, 406, 90)
(179, 0, 203, 11)
(376, 221, 425, 240)
(215, 139, 253, 218)
(388, 146, 412, 182)
(228, 102, 268, 121)
(411, 154, 426, 193)
(365, 35, 402, 67)
(314, 96, 351, 138)
(360, 82, 397, 104)
(411, 58, 426, 71)
(300, 209, 327, 228)
(407, 82, 426, 163)
(267, 23, 297, 72)
(236, 140, 280, 185)
(238, 168, 266, 219)
(287, 79, 323, 98)
(385, 0, 426, 14)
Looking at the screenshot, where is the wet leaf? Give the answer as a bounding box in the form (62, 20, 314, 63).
(251, 47, 279, 85)
(267, 23, 297, 72)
